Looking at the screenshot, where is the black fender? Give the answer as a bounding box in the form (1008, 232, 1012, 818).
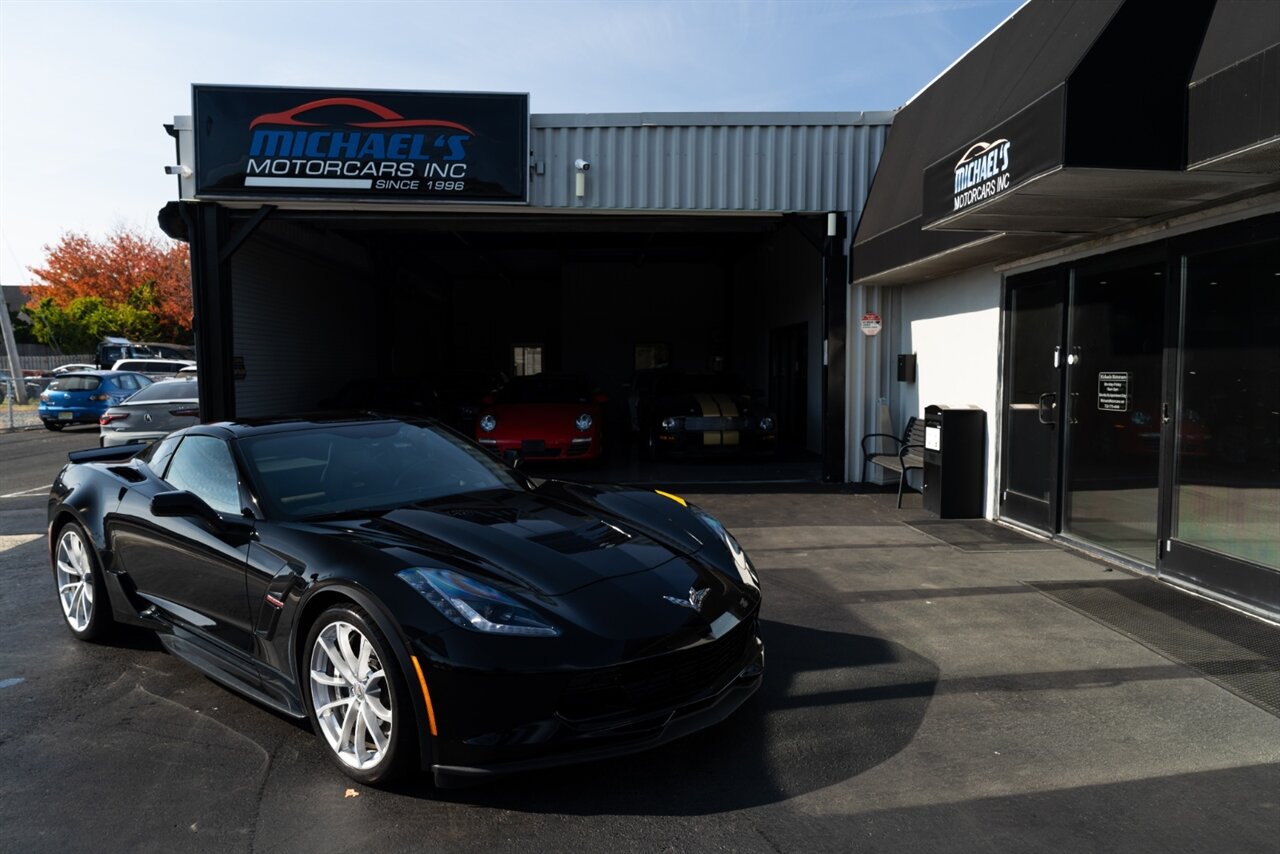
(46, 463, 146, 626)
(290, 580, 439, 773)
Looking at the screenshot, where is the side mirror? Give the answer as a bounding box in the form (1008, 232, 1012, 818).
(501, 449, 523, 469)
(152, 490, 253, 535)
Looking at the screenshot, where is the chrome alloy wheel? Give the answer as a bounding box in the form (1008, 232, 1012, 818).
(55, 527, 94, 632)
(309, 620, 393, 771)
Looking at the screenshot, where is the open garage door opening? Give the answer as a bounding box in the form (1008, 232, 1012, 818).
(212, 210, 830, 485)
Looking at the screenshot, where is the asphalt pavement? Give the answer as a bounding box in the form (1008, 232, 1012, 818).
(1, 428, 1277, 853)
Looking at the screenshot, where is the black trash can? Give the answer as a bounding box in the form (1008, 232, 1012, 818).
(921, 405, 985, 518)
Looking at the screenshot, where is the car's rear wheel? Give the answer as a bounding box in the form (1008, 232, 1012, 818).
(304, 605, 416, 785)
(53, 521, 114, 641)
(44, 421, 64, 431)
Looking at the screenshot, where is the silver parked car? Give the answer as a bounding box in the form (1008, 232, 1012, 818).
(98, 376, 199, 447)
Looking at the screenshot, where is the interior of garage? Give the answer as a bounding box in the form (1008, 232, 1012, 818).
(223, 210, 829, 482)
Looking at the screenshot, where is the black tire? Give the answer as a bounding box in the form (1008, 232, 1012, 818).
(302, 604, 418, 785)
(51, 521, 115, 642)
(44, 421, 65, 432)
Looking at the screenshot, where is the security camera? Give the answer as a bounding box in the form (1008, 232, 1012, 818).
(574, 158, 591, 171)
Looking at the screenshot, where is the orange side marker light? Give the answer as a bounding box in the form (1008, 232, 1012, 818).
(410, 655, 438, 736)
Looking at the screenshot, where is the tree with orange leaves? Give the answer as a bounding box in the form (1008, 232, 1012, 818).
(22, 229, 192, 352)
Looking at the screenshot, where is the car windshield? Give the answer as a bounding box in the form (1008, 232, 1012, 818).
(239, 420, 524, 521)
(126, 380, 198, 403)
(495, 375, 592, 404)
(48, 376, 102, 392)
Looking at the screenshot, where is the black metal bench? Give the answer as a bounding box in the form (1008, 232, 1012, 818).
(861, 416, 926, 508)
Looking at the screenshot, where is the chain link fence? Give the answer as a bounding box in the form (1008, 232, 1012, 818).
(3, 379, 43, 431)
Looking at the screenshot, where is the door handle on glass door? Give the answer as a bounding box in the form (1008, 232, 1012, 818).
(1038, 393, 1057, 425)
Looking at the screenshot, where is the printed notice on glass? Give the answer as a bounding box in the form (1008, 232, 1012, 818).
(1098, 371, 1129, 412)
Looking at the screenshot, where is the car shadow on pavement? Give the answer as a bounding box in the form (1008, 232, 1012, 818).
(400, 616, 940, 815)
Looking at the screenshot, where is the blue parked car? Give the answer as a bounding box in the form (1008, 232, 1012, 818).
(37, 371, 152, 431)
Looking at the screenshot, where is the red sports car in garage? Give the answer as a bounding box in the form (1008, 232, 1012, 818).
(475, 374, 606, 462)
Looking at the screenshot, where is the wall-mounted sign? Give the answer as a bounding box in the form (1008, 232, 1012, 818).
(951, 139, 1012, 212)
(922, 85, 1065, 228)
(1098, 371, 1129, 412)
(860, 312, 883, 336)
(193, 85, 529, 203)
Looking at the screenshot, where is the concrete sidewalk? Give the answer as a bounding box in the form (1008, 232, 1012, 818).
(692, 486, 1279, 851)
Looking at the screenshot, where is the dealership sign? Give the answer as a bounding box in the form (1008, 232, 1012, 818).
(952, 139, 1012, 212)
(193, 85, 529, 203)
(922, 85, 1065, 228)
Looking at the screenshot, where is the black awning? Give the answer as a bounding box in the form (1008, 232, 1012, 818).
(1187, 0, 1280, 172)
(852, 1, 1119, 282)
(853, 0, 1279, 287)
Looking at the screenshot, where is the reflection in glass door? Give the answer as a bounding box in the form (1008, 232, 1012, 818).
(1163, 237, 1280, 610)
(1062, 262, 1166, 564)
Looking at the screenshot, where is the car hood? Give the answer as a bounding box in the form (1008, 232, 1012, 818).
(313, 488, 688, 596)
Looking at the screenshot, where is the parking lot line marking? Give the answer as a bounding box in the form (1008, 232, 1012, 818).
(1, 485, 50, 498)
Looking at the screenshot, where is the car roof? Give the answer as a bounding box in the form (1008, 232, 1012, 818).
(54, 370, 143, 378)
(111, 358, 196, 366)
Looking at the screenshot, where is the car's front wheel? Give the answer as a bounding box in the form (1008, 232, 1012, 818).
(304, 605, 417, 785)
(53, 521, 114, 641)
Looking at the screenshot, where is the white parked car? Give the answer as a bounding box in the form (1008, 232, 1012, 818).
(110, 358, 197, 381)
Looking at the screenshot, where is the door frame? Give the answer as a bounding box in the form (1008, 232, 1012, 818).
(998, 267, 1068, 534)
(1155, 214, 1280, 614)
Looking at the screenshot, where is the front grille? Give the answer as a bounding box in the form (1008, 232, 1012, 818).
(559, 620, 754, 721)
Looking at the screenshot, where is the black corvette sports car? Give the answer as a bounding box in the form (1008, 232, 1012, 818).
(47, 416, 763, 785)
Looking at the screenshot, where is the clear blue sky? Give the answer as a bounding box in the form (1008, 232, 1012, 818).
(0, 0, 1022, 289)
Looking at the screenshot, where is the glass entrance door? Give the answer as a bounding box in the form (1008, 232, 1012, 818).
(1061, 261, 1166, 564)
(1161, 237, 1280, 611)
(999, 273, 1065, 532)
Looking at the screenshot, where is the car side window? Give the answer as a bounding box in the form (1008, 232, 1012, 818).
(116, 374, 138, 391)
(163, 435, 243, 516)
(144, 434, 184, 478)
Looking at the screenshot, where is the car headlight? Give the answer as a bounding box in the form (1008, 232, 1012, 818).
(692, 508, 759, 589)
(575, 413, 593, 431)
(661, 416, 678, 431)
(758, 416, 775, 431)
(479, 414, 497, 432)
(397, 568, 559, 637)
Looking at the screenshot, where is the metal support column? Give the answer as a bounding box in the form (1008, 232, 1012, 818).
(822, 212, 849, 482)
(185, 202, 235, 422)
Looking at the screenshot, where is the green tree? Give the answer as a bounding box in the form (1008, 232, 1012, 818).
(26, 291, 161, 353)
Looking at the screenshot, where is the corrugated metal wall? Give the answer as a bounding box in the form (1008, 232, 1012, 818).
(530, 113, 891, 214)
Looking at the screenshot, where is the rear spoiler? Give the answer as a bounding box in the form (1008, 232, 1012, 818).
(67, 444, 147, 464)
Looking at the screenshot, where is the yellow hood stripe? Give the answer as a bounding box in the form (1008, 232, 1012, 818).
(713, 394, 739, 417)
(654, 490, 687, 507)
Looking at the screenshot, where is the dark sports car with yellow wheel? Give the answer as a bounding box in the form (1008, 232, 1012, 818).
(47, 415, 763, 786)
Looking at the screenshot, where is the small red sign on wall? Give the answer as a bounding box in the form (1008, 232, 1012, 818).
(860, 312, 883, 336)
